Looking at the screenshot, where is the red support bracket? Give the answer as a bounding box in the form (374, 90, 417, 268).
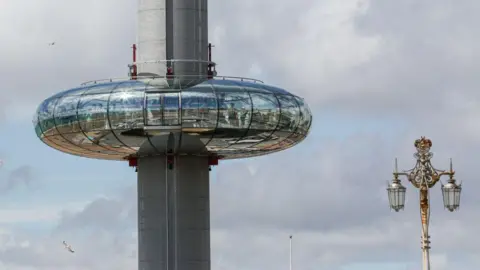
(166, 66, 174, 79)
(208, 156, 219, 166)
(167, 155, 174, 170)
(128, 157, 138, 167)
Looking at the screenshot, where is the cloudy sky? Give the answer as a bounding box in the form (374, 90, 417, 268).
(1, 0, 480, 269)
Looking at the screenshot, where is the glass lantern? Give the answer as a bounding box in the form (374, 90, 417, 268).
(442, 180, 461, 212)
(387, 180, 406, 212)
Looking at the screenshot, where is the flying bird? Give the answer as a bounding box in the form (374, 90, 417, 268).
(48, 42, 55, 46)
(63, 241, 75, 253)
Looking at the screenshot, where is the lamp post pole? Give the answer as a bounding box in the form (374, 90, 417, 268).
(387, 137, 462, 270)
(289, 235, 292, 270)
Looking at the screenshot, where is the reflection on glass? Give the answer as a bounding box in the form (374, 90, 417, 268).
(222, 91, 280, 150)
(34, 122, 43, 137)
(244, 94, 299, 151)
(294, 97, 311, 135)
(181, 88, 217, 130)
(249, 92, 279, 131)
(277, 95, 299, 132)
(163, 93, 180, 126)
(84, 82, 118, 95)
(92, 130, 135, 154)
(78, 93, 110, 132)
(33, 107, 43, 137)
(109, 89, 146, 150)
(145, 92, 181, 126)
(109, 90, 145, 129)
(145, 93, 161, 125)
(60, 133, 99, 154)
(39, 98, 58, 136)
(216, 91, 251, 129)
(286, 132, 304, 147)
(54, 94, 82, 134)
(207, 86, 252, 150)
(260, 84, 291, 95)
(180, 85, 217, 147)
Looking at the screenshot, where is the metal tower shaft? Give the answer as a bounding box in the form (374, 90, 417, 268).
(137, 0, 209, 77)
(137, 155, 210, 270)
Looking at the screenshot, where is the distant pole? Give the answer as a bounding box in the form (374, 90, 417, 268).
(289, 235, 292, 270)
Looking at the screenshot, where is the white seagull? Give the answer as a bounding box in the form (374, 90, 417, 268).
(62, 241, 75, 253)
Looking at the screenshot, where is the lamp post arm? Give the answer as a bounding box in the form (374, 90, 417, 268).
(438, 171, 454, 177)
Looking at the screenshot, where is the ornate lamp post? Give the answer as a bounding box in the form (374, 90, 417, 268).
(386, 137, 462, 270)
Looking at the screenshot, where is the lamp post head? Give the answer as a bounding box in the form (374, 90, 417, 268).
(387, 179, 406, 212)
(441, 180, 461, 212)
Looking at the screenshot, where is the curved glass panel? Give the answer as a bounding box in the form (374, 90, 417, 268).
(277, 95, 300, 132)
(34, 122, 43, 137)
(181, 84, 217, 145)
(49, 86, 88, 100)
(90, 131, 134, 154)
(33, 106, 43, 137)
(225, 90, 280, 151)
(294, 97, 311, 135)
(78, 85, 133, 154)
(286, 132, 304, 148)
(260, 84, 291, 95)
(54, 88, 85, 135)
(38, 98, 59, 136)
(84, 82, 120, 95)
(52, 88, 98, 155)
(109, 85, 145, 130)
(110, 83, 146, 150)
(207, 81, 252, 150)
(78, 93, 110, 132)
(249, 94, 300, 151)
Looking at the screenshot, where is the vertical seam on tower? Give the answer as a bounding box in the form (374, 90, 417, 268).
(174, 154, 178, 270)
(177, 88, 183, 155)
(165, 154, 169, 270)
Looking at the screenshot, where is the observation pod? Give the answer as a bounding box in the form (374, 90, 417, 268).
(34, 1, 312, 269)
(34, 76, 312, 160)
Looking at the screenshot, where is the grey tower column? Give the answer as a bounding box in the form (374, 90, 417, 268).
(137, 0, 209, 77)
(137, 155, 210, 270)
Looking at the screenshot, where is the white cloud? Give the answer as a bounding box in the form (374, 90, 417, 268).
(0, 201, 90, 224)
